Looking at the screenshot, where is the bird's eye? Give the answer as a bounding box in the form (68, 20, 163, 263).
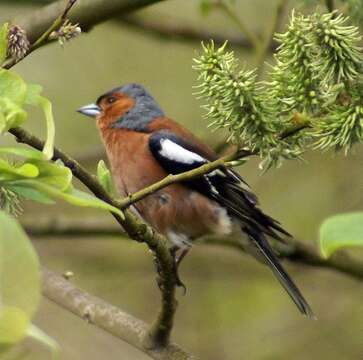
(107, 96, 116, 104)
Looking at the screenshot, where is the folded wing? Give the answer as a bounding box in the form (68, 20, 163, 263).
(148, 130, 314, 318)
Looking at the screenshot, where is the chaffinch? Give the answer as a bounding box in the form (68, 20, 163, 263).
(78, 83, 314, 318)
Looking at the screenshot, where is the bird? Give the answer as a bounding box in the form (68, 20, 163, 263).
(77, 83, 314, 318)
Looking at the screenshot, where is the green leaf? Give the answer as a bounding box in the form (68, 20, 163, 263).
(27, 324, 60, 360)
(0, 23, 9, 65)
(319, 212, 363, 258)
(9, 180, 125, 219)
(0, 147, 46, 160)
(0, 71, 55, 158)
(0, 212, 41, 348)
(97, 160, 113, 193)
(34, 161, 72, 191)
(0, 70, 27, 105)
(0, 159, 39, 179)
(61, 187, 124, 219)
(0, 97, 27, 133)
(7, 185, 54, 204)
(25, 87, 54, 160)
(0, 307, 28, 345)
(24, 83, 42, 104)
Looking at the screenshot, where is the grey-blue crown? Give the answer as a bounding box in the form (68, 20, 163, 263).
(109, 83, 164, 131)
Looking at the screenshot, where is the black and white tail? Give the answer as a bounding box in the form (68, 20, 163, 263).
(245, 227, 315, 318)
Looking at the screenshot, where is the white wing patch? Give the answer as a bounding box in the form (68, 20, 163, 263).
(159, 138, 206, 164)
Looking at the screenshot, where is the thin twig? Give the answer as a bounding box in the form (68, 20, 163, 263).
(256, 0, 288, 76)
(214, 0, 262, 53)
(325, 0, 335, 12)
(117, 151, 245, 210)
(3, 0, 78, 69)
(32, 0, 77, 48)
(2, 0, 167, 70)
(13, 0, 167, 43)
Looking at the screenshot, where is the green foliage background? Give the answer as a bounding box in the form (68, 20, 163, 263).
(0, 1, 362, 359)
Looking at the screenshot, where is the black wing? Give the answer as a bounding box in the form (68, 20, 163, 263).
(149, 131, 314, 318)
(149, 131, 289, 240)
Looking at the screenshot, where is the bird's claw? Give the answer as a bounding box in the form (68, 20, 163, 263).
(174, 267, 187, 295)
(170, 246, 188, 295)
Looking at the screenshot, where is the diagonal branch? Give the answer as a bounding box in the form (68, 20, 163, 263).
(42, 267, 196, 360)
(3, 0, 168, 70)
(9, 126, 177, 349)
(117, 150, 248, 209)
(4, 0, 79, 69)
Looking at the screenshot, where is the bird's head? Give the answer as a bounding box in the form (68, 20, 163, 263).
(77, 83, 164, 131)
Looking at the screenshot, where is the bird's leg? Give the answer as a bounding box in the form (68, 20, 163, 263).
(176, 248, 189, 266)
(169, 246, 189, 294)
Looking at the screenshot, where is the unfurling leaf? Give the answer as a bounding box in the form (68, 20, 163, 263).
(25, 85, 55, 159)
(319, 212, 363, 258)
(0, 70, 55, 158)
(0, 98, 27, 133)
(97, 160, 113, 194)
(0, 70, 27, 105)
(0, 147, 46, 160)
(0, 159, 39, 180)
(0, 153, 124, 218)
(11, 180, 124, 219)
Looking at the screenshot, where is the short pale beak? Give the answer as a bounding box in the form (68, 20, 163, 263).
(77, 103, 101, 118)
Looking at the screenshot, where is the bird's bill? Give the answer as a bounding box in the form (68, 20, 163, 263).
(77, 103, 101, 118)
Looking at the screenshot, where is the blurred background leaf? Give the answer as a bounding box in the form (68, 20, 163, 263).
(319, 212, 363, 258)
(0, 211, 40, 351)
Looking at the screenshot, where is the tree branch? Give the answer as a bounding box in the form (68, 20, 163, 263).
(118, 15, 278, 51)
(1, 0, 278, 52)
(42, 267, 196, 360)
(13, 0, 166, 43)
(24, 216, 363, 281)
(4, 0, 79, 69)
(3, 0, 167, 70)
(9, 127, 177, 349)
